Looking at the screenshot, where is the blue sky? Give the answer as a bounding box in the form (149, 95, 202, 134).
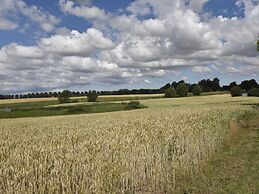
(0, 0, 258, 94)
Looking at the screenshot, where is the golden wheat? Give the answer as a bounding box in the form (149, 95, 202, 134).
(0, 101, 253, 193)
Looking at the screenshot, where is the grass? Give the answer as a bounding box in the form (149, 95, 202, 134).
(0, 101, 146, 119)
(200, 91, 228, 96)
(178, 110, 259, 194)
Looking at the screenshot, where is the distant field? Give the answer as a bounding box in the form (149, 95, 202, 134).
(0, 97, 56, 105)
(141, 94, 259, 109)
(0, 92, 227, 105)
(0, 94, 164, 105)
(0, 100, 146, 119)
(0, 94, 259, 193)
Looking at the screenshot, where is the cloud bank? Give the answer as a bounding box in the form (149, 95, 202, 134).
(0, 0, 258, 93)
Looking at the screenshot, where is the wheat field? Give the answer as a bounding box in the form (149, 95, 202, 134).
(0, 95, 258, 193)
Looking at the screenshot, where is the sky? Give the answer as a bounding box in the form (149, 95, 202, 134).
(0, 0, 258, 94)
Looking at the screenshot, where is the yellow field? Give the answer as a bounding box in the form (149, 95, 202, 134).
(0, 97, 56, 105)
(141, 94, 259, 109)
(0, 95, 259, 193)
(0, 94, 164, 105)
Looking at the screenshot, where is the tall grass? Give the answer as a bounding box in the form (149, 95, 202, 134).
(0, 104, 250, 193)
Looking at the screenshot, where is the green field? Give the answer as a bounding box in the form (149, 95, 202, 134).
(0, 94, 259, 193)
(0, 100, 146, 119)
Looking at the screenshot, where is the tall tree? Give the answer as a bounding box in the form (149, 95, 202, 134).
(241, 79, 258, 92)
(87, 90, 98, 102)
(176, 83, 188, 97)
(58, 90, 71, 104)
(212, 78, 221, 91)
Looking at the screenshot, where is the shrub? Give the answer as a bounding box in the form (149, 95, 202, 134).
(192, 85, 202, 96)
(176, 83, 188, 97)
(230, 86, 243, 97)
(248, 88, 259, 97)
(87, 90, 98, 102)
(127, 101, 142, 109)
(164, 87, 177, 98)
(67, 106, 85, 113)
(58, 90, 71, 104)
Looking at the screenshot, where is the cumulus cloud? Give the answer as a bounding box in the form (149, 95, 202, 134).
(0, 18, 18, 30)
(0, 28, 132, 93)
(0, 0, 259, 93)
(60, 0, 106, 20)
(0, 0, 60, 32)
(189, 0, 209, 13)
(192, 66, 212, 73)
(40, 28, 115, 56)
(144, 79, 151, 84)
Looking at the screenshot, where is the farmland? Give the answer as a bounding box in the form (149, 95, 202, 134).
(0, 94, 259, 193)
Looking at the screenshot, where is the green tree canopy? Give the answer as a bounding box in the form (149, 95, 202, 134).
(58, 90, 71, 104)
(87, 90, 98, 102)
(164, 87, 177, 98)
(230, 86, 243, 97)
(192, 84, 202, 96)
(176, 83, 188, 97)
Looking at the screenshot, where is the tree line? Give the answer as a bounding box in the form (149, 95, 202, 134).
(1, 78, 259, 100)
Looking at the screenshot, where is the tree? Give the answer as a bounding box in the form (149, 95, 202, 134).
(212, 78, 221, 91)
(192, 85, 202, 96)
(164, 87, 177, 98)
(160, 83, 171, 93)
(230, 86, 243, 97)
(198, 78, 222, 92)
(58, 90, 71, 103)
(198, 79, 212, 92)
(248, 88, 259, 97)
(240, 79, 258, 92)
(176, 83, 188, 97)
(229, 81, 237, 88)
(257, 35, 259, 51)
(87, 90, 98, 102)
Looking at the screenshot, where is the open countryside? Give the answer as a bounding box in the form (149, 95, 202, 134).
(1, 0, 259, 193)
(1, 91, 259, 193)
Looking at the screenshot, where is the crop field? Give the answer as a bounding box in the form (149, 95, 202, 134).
(0, 94, 164, 105)
(0, 95, 259, 193)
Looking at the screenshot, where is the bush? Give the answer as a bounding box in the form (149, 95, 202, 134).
(127, 101, 142, 109)
(230, 86, 243, 97)
(87, 90, 98, 102)
(248, 88, 259, 97)
(58, 90, 71, 104)
(176, 83, 188, 97)
(164, 87, 177, 98)
(67, 106, 85, 113)
(192, 85, 202, 96)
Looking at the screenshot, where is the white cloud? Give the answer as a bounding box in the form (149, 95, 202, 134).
(181, 76, 189, 81)
(60, 0, 106, 20)
(40, 28, 115, 56)
(224, 66, 239, 73)
(192, 66, 212, 73)
(1, 0, 259, 93)
(189, 0, 209, 13)
(0, 18, 18, 30)
(144, 79, 151, 84)
(0, 0, 60, 32)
